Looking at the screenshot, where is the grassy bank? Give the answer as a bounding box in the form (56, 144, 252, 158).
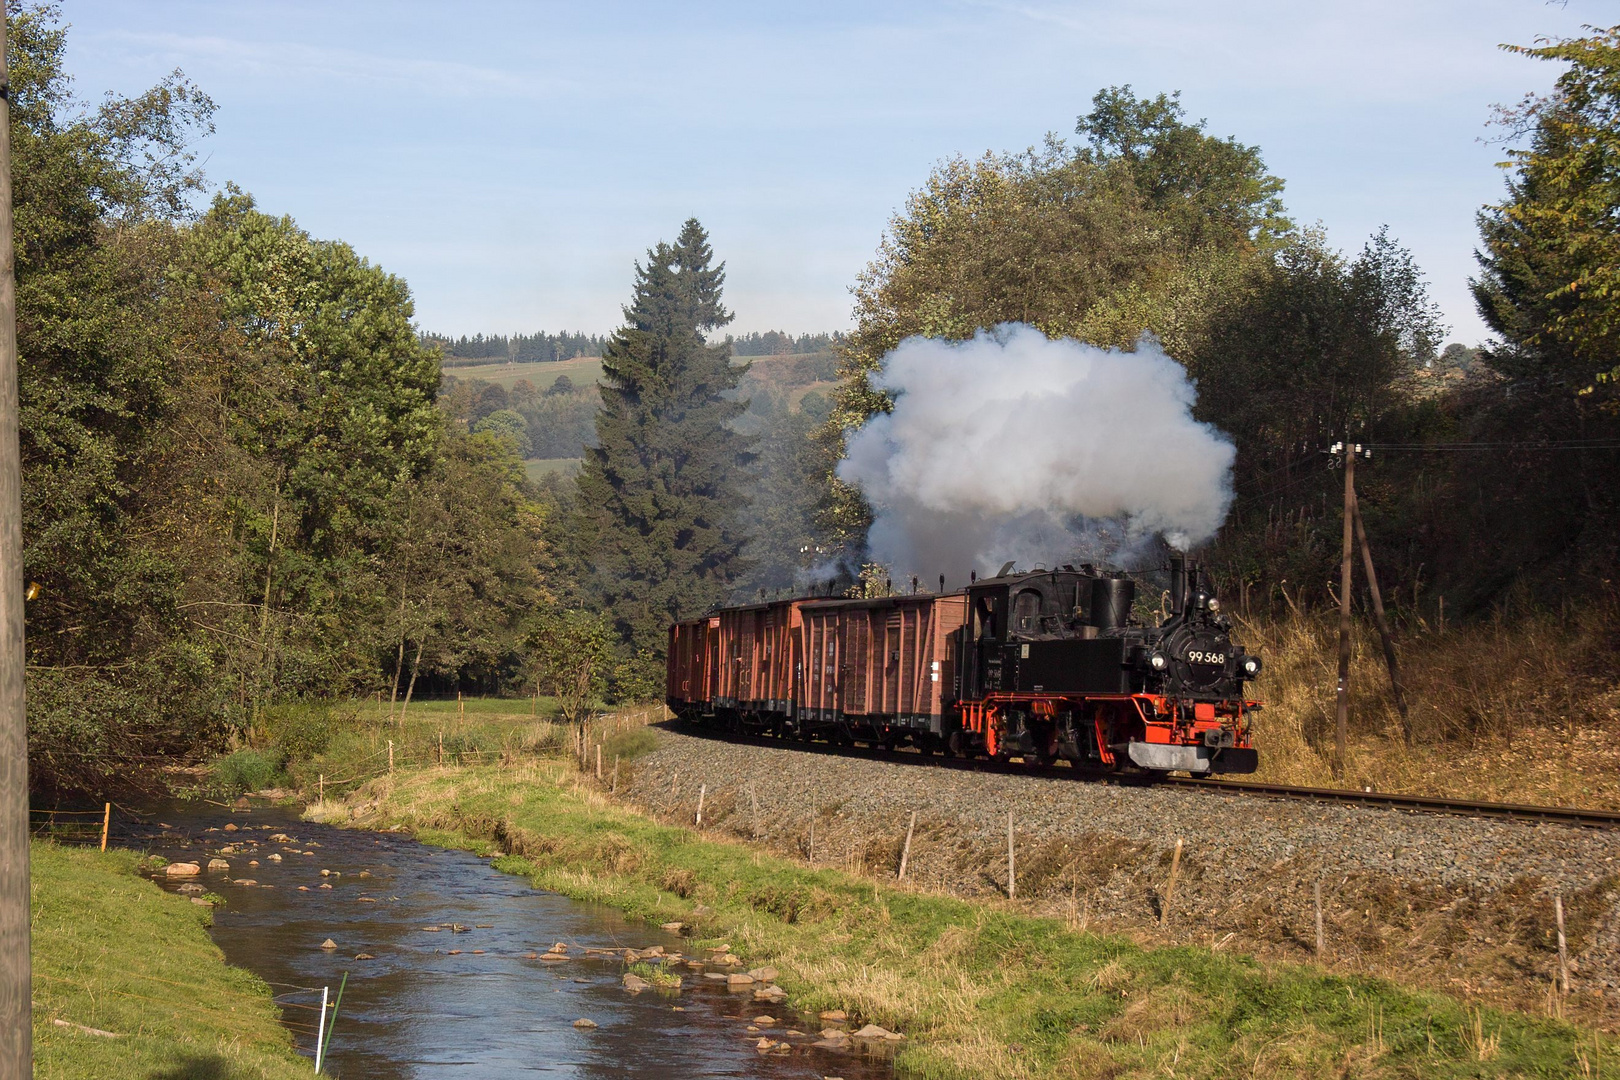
(31, 841, 307, 1080)
(317, 757, 1605, 1079)
(1243, 605, 1620, 807)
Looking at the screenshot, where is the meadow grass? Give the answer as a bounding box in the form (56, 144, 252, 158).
(30, 841, 307, 1080)
(523, 456, 581, 483)
(442, 354, 605, 389)
(319, 755, 1607, 1079)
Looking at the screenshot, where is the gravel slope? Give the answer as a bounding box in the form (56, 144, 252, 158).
(621, 723, 1620, 1023)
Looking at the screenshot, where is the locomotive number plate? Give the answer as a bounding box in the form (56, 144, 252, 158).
(1187, 651, 1226, 665)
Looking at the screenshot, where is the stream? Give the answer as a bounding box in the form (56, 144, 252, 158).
(114, 801, 895, 1079)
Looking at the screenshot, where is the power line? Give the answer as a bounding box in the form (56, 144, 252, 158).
(1366, 440, 1620, 451)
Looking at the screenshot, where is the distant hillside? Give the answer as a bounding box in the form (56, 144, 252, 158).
(422, 330, 606, 367)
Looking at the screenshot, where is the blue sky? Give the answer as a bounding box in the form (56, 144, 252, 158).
(61, 1, 1601, 344)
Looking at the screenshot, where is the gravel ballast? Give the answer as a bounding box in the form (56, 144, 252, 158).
(622, 723, 1620, 1019)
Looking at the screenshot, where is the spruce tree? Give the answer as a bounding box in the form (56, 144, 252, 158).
(572, 219, 752, 691)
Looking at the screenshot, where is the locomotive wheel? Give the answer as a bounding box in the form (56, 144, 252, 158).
(1025, 726, 1058, 768)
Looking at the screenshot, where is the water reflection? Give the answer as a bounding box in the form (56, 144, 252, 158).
(118, 803, 893, 1079)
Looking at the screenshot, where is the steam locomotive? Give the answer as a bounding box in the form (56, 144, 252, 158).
(666, 554, 1262, 774)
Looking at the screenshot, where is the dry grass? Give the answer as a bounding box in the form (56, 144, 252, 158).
(1238, 603, 1620, 806)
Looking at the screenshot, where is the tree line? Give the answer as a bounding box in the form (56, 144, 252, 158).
(423, 330, 606, 365)
(14, 8, 555, 792)
(806, 51, 1620, 618)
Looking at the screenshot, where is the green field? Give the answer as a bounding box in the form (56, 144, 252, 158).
(441, 354, 605, 390)
(524, 457, 582, 483)
(31, 842, 307, 1080)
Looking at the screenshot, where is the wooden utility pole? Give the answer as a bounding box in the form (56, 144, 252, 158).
(0, 7, 30, 1074)
(1352, 499, 1409, 739)
(1335, 441, 1357, 776)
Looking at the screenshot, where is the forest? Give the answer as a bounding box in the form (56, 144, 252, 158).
(16, 1, 1620, 795)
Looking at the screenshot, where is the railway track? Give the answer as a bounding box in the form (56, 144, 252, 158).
(673, 720, 1620, 831)
(1166, 776, 1620, 830)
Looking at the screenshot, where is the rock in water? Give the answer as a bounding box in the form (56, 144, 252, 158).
(852, 1023, 905, 1041)
(622, 974, 650, 991)
(207, 859, 230, 871)
(224, 822, 239, 831)
(572, 1018, 598, 1029)
(819, 1009, 847, 1022)
(320, 938, 338, 950)
(165, 863, 201, 878)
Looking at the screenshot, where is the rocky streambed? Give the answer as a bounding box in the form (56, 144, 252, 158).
(622, 724, 1620, 1024)
(119, 801, 895, 1079)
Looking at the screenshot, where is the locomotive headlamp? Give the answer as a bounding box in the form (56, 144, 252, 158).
(1242, 656, 1262, 676)
(1206, 598, 1220, 614)
(1150, 652, 1167, 671)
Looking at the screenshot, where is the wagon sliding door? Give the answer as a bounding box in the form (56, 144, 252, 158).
(842, 612, 870, 717)
(803, 609, 842, 722)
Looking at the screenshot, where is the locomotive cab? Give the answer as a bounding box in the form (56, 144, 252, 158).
(959, 565, 1136, 699)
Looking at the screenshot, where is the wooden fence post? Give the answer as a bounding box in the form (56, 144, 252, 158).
(749, 783, 759, 839)
(595, 743, 602, 781)
(1556, 891, 1571, 994)
(671, 771, 678, 797)
(388, 739, 394, 774)
(1159, 838, 1183, 925)
(1314, 876, 1325, 957)
(319, 773, 325, 801)
(99, 803, 110, 852)
(1007, 810, 1016, 899)
(696, 784, 706, 826)
(612, 755, 619, 794)
(898, 810, 916, 881)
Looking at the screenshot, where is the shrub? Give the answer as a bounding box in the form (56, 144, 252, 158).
(603, 726, 657, 762)
(258, 702, 343, 762)
(212, 748, 285, 794)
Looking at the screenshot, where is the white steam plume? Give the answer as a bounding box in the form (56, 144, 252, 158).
(837, 324, 1235, 579)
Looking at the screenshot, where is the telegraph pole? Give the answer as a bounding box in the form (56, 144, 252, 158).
(1333, 440, 1358, 777)
(0, 6, 29, 1077)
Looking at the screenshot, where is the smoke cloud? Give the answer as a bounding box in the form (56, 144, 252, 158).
(837, 324, 1235, 579)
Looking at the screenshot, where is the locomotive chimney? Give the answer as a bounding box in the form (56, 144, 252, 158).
(1169, 553, 1187, 615)
(1089, 574, 1135, 630)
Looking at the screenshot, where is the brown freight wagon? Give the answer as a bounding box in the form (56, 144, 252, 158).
(667, 592, 965, 738)
(667, 559, 1264, 774)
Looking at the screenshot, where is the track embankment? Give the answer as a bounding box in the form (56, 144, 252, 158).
(624, 724, 1620, 1022)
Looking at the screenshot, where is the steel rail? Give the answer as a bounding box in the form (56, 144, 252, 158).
(670, 720, 1620, 831)
(1164, 776, 1620, 830)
